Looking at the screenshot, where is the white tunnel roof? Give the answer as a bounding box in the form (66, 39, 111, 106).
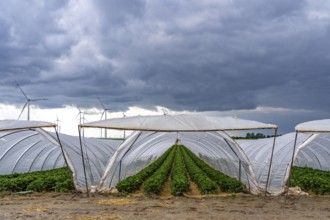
(80, 114, 277, 131)
(295, 119, 330, 133)
(0, 120, 56, 132)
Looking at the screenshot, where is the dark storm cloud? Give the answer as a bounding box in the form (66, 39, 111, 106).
(1, 0, 330, 117)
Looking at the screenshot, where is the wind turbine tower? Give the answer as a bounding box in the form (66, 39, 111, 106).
(15, 82, 47, 120)
(55, 115, 62, 133)
(76, 107, 89, 137)
(97, 96, 113, 138)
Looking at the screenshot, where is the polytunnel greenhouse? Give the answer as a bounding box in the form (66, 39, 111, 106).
(0, 120, 65, 174)
(237, 133, 312, 195)
(97, 131, 261, 193)
(292, 119, 330, 178)
(2, 117, 330, 196)
(0, 120, 122, 192)
(79, 114, 278, 194)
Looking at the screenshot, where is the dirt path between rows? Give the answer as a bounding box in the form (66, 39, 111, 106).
(1, 192, 330, 219)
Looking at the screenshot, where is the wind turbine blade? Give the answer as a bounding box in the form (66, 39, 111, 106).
(75, 112, 80, 119)
(15, 81, 29, 100)
(30, 98, 48, 101)
(76, 106, 84, 119)
(82, 115, 88, 123)
(18, 102, 28, 120)
(100, 111, 105, 120)
(97, 96, 106, 109)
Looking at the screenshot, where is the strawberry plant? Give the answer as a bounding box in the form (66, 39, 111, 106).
(182, 146, 244, 193)
(117, 144, 246, 195)
(170, 145, 190, 195)
(181, 146, 218, 194)
(116, 146, 175, 193)
(290, 166, 330, 195)
(0, 168, 74, 192)
(143, 146, 176, 195)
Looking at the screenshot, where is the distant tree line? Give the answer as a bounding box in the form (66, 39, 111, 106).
(232, 132, 281, 140)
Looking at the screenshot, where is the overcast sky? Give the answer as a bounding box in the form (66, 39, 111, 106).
(1, 0, 330, 135)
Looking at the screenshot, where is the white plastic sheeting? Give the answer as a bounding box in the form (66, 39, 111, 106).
(98, 131, 176, 190)
(81, 114, 277, 131)
(237, 133, 313, 195)
(238, 132, 330, 195)
(3, 117, 330, 195)
(0, 120, 122, 191)
(0, 129, 65, 174)
(179, 131, 259, 194)
(295, 134, 330, 171)
(0, 120, 60, 174)
(293, 119, 330, 170)
(295, 119, 330, 132)
(0, 120, 56, 132)
(81, 115, 277, 194)
(98, 131, 260, 194)
(46, 132, 122, 191)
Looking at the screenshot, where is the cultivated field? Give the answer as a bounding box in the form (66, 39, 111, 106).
(1, 145, 330, 219)
(1, 192, 330, 219)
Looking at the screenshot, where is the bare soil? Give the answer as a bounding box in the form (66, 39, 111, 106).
(1, 192, 330, 220)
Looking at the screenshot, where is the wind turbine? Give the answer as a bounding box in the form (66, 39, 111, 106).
(76, 107, 90, 137)
(15, 82, 47, 120)
(97, 96, 113, 138)
(76, 107, 87, 124)
(55, 115, 62, 133)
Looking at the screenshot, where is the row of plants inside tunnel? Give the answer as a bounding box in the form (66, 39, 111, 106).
(116, 145, 244, 195)
(0, 167, 74, 193)
(1, 146, 330, 196)
(116, 145, 330, 196)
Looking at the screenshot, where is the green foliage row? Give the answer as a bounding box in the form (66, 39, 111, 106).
(117, 144, 246, 195)
(170, 146, 190, 195)
(0, 168, 74, 192)
(143, 146, 176, 195)
(290, 166, 330, 195)
(182, 147, 244, 193)
(116, 146, 175, 193)
(181, 146, 218, 194)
